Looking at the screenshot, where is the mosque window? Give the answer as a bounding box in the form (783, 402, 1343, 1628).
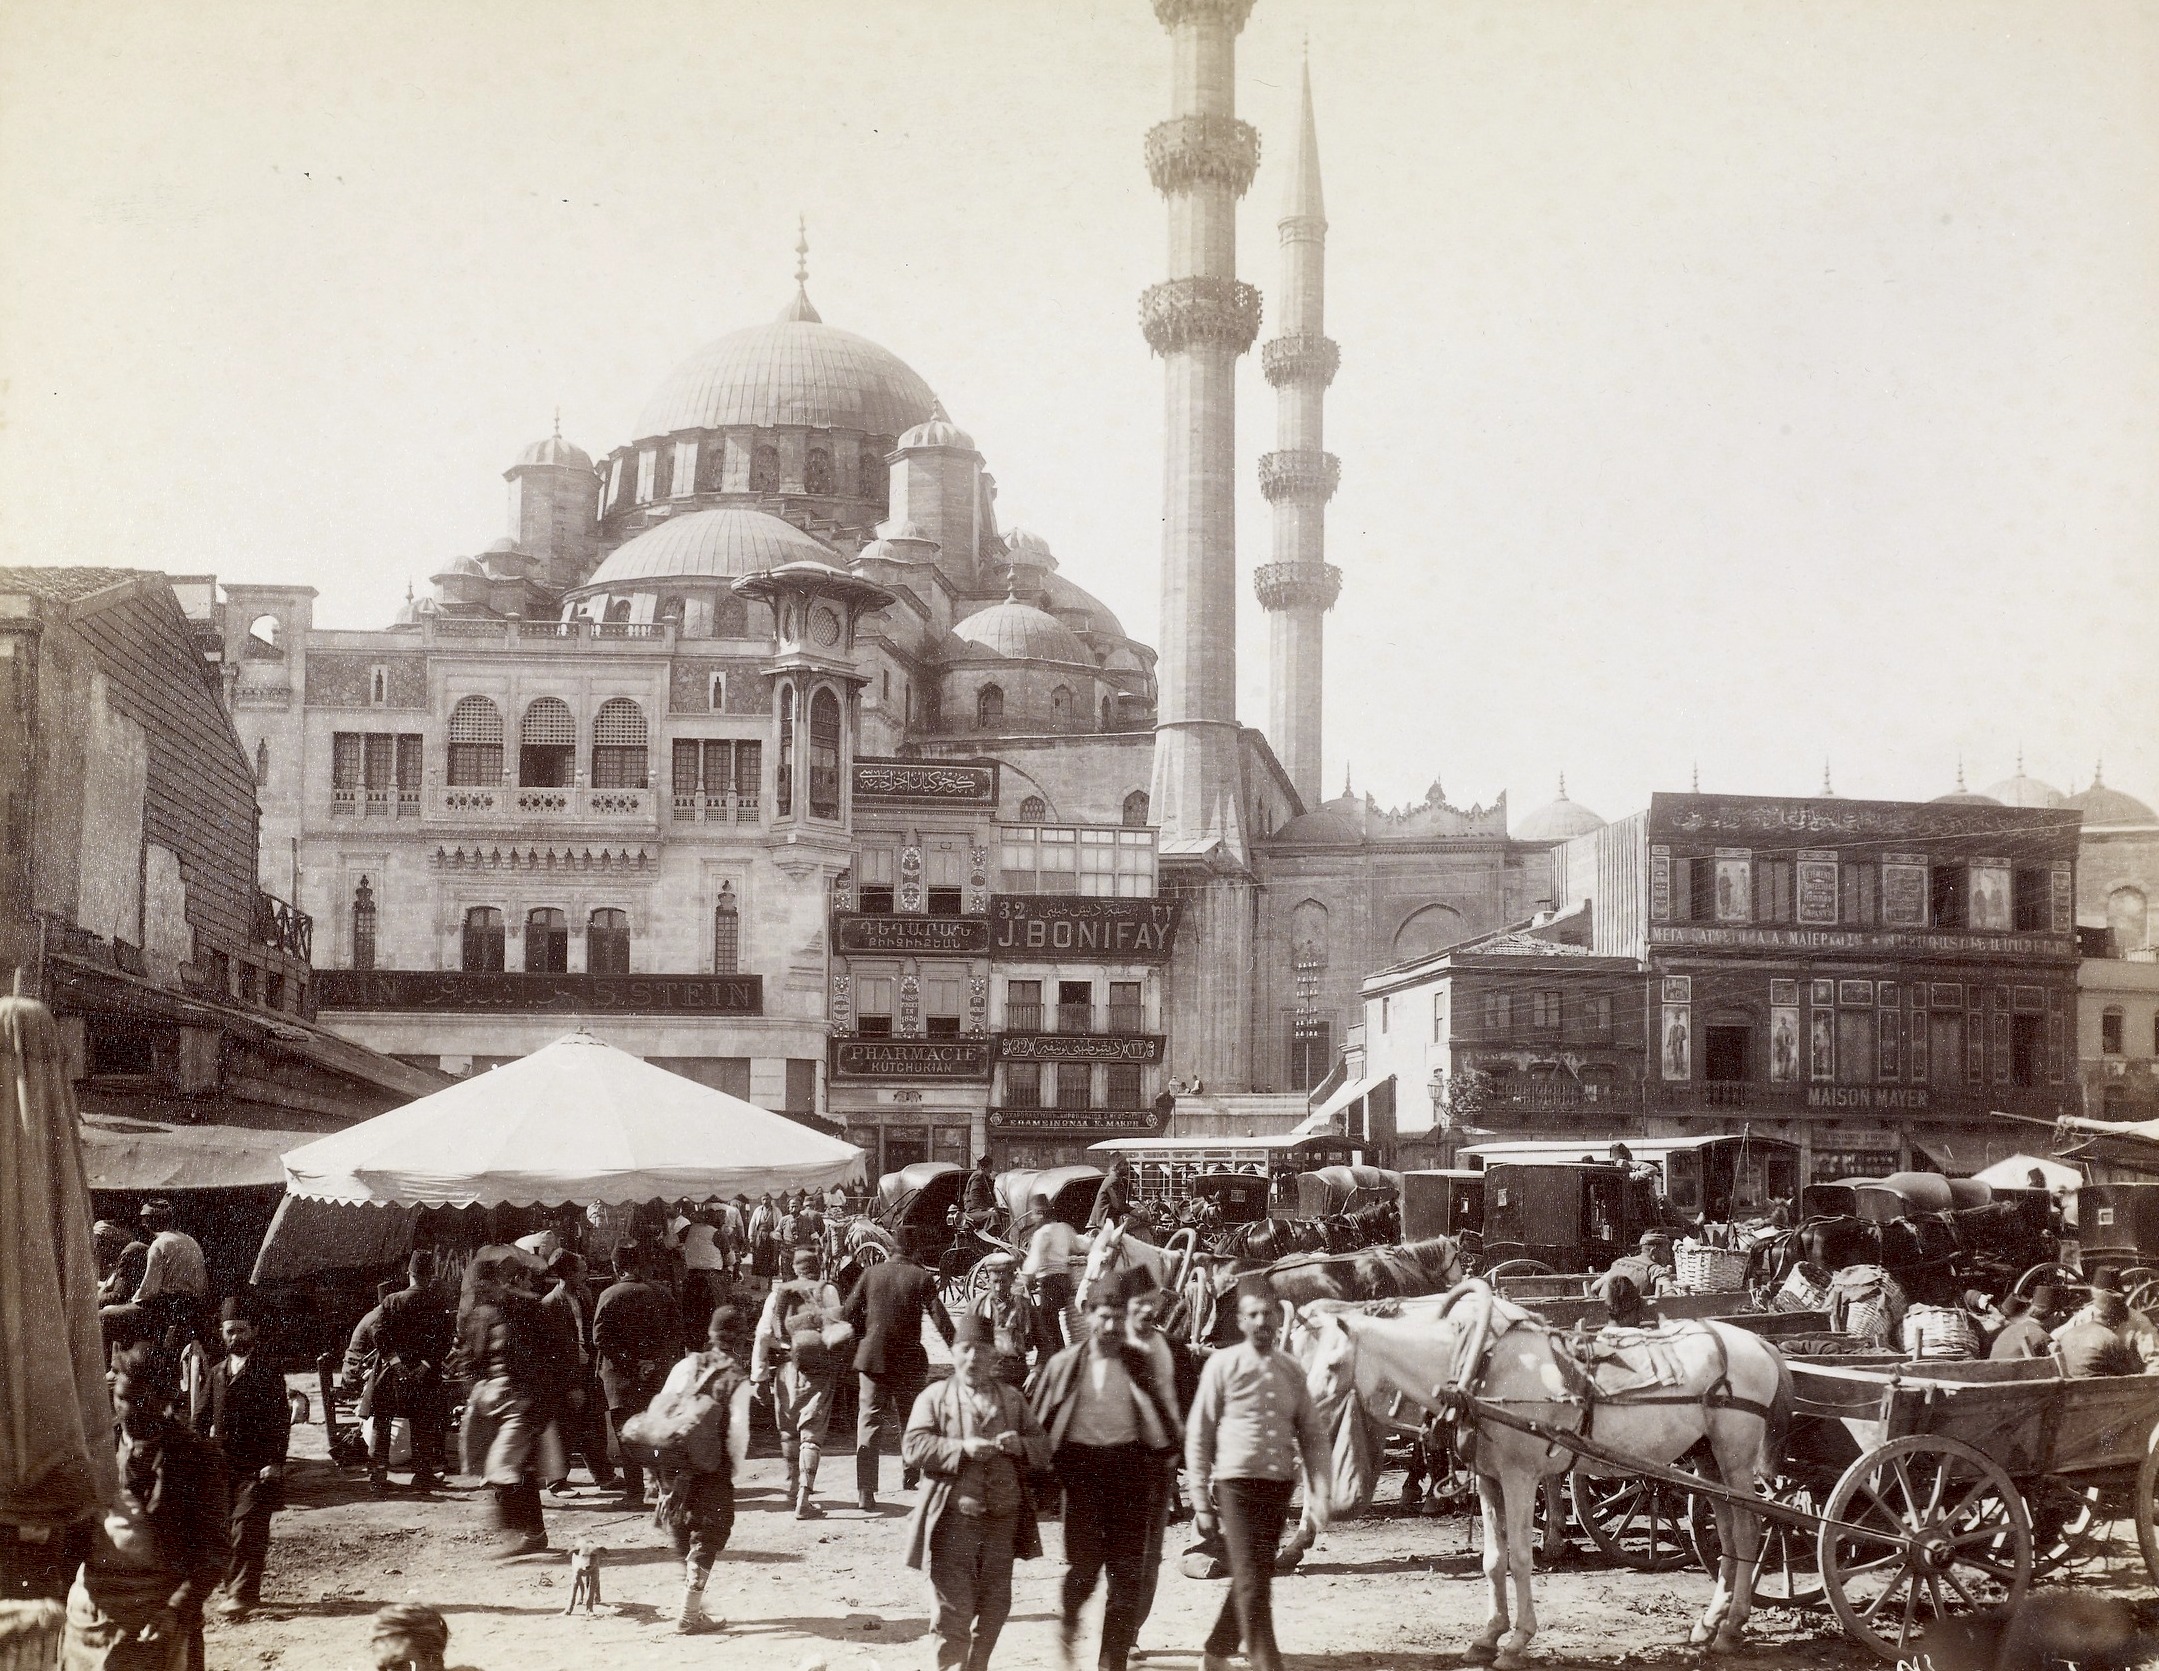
(447, 696, 504, 786)
(751, 445, 781, 494)
(699, 440, 727, 494)
(1102, 695, 1115, 732)
(606, 598, 632, 623)
(1122, 790, 1150, 827)
(635, 449, 658, 503)
(351, 877, 376, 971)
(525, 908, 569, 973)
(859, 447, 886, 502)
(672, 440, 698, 498)
(606, 456, 625, 509)
(591, 698, 649, 789)
(709, 673, 726, 711)
(809, 688, 843, 819)
(370, 666, 389, 706)
(461, 906, 505, 972)
(805, 449, 833, 495)
(657, 595, 686, 626)
(1051, 686, 1074, 726)
(977, 684, 1005, 730)
(713, 884, 740, 974)
(587, 908, 630, 975)
(1019, 795, 1047, 824)
(519, 698, 576, 787)
(255, 738, 270, 787)
(776, 686, 795, 816)
(2102, 1007, 2125, 1054)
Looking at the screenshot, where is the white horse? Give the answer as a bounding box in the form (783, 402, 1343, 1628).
(1075, 1219, 1200, 1312)
(1301, 1283, 1792, 1668)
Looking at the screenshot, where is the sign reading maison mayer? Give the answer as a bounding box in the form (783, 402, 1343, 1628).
(851, 758, 998, 805)
(829, 1038, 992, 1081)
(315, 971, 762, 1014)
(988, 897, 1182, 962)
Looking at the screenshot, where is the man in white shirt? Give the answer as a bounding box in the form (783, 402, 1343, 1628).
(1021, 1214, 1087, 1354)
(133, 1200, 210, 1347)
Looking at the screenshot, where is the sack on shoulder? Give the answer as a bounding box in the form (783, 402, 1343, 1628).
(622, 1362, 731, 1473)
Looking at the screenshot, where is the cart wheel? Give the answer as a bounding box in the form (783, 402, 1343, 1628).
(1688, 1475, 1829, 1608)
(1487, 1259, 1555, 1281)
(2011, 1262, 2078, 1299)
(1570, 1466, 1697, 1572)
(855, 1242, 888, 1267)
(2133, 1431, 2159, 1585)
(2026, 1478, 2107, 1577)
(1818, 1434, 2030, 1660)
(2131, 1281, 2159, 1318)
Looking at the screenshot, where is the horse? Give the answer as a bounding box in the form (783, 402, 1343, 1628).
(1300, 1282, 1792, 1667)
(1074, 1219, 1200, 1314)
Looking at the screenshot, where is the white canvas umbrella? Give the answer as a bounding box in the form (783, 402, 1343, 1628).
(281, 1031, 861, 1207)
(1971, 1152, 2083, 1193)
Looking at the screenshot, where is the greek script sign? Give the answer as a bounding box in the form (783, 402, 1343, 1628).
(833, 915, 993, 955)
(315, 971, 762, 1014)
(1647, 924, 2072, 960)
(829, 1038, 992, 1081)
(995, 1034, 1165, 1063)
(988, 897, 1182, 962)
(851, 758, 998, 804)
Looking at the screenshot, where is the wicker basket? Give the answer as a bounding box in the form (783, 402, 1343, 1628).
(1773, 1262, 1833, 1313)
(0, 1600, 65, 1671)
(1674, 1244, 1749, 1294)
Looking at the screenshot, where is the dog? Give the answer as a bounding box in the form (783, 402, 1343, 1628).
(563, 1542, 605, 1616)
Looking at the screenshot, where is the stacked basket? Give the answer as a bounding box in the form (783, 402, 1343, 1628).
(1674, 1243, 1749, 1294)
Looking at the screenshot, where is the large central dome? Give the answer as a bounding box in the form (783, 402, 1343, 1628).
(633, 297, 941, 441)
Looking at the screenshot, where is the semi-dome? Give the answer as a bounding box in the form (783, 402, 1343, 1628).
(632, 302, 940, 442)
(1514, 779, 1606, 842)
(514, 434, 592, 470)
(2067, 769, 2157, 825)
(1981, 759, 2065, 808)
(578, 507, 841, 593)
(897, 417, 976, 451)
(949, 598, 1092, 663)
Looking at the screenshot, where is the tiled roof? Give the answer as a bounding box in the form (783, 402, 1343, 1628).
(0, 565, 151, 602)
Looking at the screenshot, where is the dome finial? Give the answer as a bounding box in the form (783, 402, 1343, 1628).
(777, 215, 823, 324)
(552, 405, 561, 441)
(1342, 763, 1353, 799)
(1955, 755, 1967, 792)
(1690, 760, 1700, 793)
(1822, 760, 1834, 797)
(2094, 756, 2106, 788)
(796, 214, 809, 287)
(1557, 772, 1567, 799)
(2017, 744, 2026, 775)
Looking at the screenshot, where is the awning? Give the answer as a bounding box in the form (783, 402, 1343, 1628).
(1913, 1130, 2060, 1179)
(1301, 1074, 1379, 1133)
(1971, 1153, 2084, 1193)
(80, 1117, 324, 1192)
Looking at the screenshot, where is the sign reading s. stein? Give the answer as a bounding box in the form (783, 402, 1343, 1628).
(988, 897, 1182, 962)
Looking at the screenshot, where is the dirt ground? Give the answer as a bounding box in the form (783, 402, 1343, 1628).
(202, 1374, 2159, 1671)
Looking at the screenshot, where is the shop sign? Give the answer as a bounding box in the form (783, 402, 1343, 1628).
(833, 915, 992, 955)
(852, 758, 998, 805)
(315, 970, 762, 1014)
(987, 897, 1182, 962)
(987, 1108, 1164, 1134)
(829, 1038, 992, 1081)
(995, 1034, 1165, 1063)
(1803, 1086, 1931, 1111)
(1648, 924, 2070, 958)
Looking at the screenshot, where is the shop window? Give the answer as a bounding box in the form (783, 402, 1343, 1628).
(1581, 992, 1612, 1034)
(808, 688, 842, 818)
(1057, 980, 1093, 1033)
(88, 1022, 154, 1077)
(2103, 1008, 2125, 1055)
(1705, 1025, 1750, 1083)
(462, 907, 505, 972)
(588, 908, 630, 974)
(1006, 979, 1043, 1032)
(2010, 1012, 2043, 1086)
(1108, 980, 1144, 1033)
(926, 838, 966, 914)
(713, 885, 740, 974)
(977, 685, 1005, 730)
(1107, 1063, 1143, 1107)
(525, 908, 568, 973)
(1670, 856, 1715, 923)
(776, 687, 795, 816)
(591, 698, 649, 789)
(857, 977, 895, 1038)
(447, 696, 504, 786)
(1753, 858, 1794, 924)
(1840, 863, 1876, 927)
(1006, 1061, 1042, 1109)
(1483, 991, 1513, 1035)
(352, 878, 377, 971)
(1531, 990, 1561, 1029)
(519, 698, 575, 787)
(858, 846, 896, 914)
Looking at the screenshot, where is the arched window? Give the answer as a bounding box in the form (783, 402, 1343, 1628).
(525, 907, 568, 973)
(605, 598, 632, 623)
(708, 673, 726, 711)
(461, 906, 504, 972)
(1019, 795, 1047, 824)
(2103, 1007, 2126, 1055)
(447, 696, 504, 785)
(698, 439, 727, 493)
(254, 738, 270, 787)
(591, 698, 649, 789)
(657, 595, 686, 625)
(587, 908, 630, 974)
(750, 445, 781, 493)
(1051, 685, 1074, 726)
(776, 686, 796, 817)
(859, 447, 887, 503)
(351, 877, 376, 971)
(977, 684, 1004, 729)
(1122, 790, 1150, 827)
(713, 884, 740, 975)
(1101, 695, 1115, 732)
(804, 449, 833, 495)
(519, 697, 575, 786)
(809, 687, 842, 819)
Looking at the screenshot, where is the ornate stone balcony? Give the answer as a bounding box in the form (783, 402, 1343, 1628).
(1144, 116, 1260, 198)
(424, 783, 659, 830)
(1252, 562, 1342, 613)
(1257, 449, 1341, 504)
(1139, 277, 1261, 358)
(1151, 0, 1256, 29)
(1262, 334, 1341, 389)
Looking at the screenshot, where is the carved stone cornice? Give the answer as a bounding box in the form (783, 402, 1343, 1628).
(1151, 0, 1256, 31)
(1261, 334, 1340, 389)
(1139, 277, 1262, 358)
(1145, 116, 1260, 199)
(1257, 449, 1341, 503)
(1253, 562, 1343, 613)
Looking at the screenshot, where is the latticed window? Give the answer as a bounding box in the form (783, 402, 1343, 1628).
(520, 698, 575, 787)
(525, 907, 568, 972)
(447, 697, 503, 786)
(805, 449, 833, 495)
(1053, 1064, 1092, 1110)
(809, 688, 842, 819)
(776, 687, 795, 817)
(713, 885, 740, 974)
(1106, 1063, 1143, 1108)
(1019, 796, 1046, 824)
(977, 685, 1004, 729)
(751, 445, 780, 493)
(462, 907, 504, 972)
(588, 908, 630, 974)
(351, 878, 376, 971)
(1122, 790, 1150, 827)
(591, 698, 648, 789)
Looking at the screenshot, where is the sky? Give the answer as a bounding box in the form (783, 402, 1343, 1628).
(2, 0, 2155, 823)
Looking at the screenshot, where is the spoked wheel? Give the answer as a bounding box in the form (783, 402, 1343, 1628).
(1487, 1259, 1555, 1281)
(2012, 1261, 2078, 1299)
(1570, 1466, 1698, 1572)
(2133, 1428, 2159, 1584)
(2026, 1477, 2109, 1576)
(1818, 1434, 2031, 1660)
(1688, 1475, 1830, 1607)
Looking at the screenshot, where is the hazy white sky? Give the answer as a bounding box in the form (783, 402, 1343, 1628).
(3, 0, 2154, 822)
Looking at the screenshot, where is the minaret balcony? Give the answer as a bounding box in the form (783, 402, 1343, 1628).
(1253, 561, 1343, 614)
(1139, 277, 1262, 358)
(1151, 0, 1256, 28)
(1145, 115, 1260, 198)
(1262, 334, 1341, 390)
(1257, 450, 1341, 504)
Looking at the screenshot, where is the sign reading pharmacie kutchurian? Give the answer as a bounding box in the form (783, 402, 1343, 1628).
(987, 896, 1182, 963)
(829, 1037, 992, 1082)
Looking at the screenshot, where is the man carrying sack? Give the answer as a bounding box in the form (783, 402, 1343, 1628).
(751, 1245, 850, 1519)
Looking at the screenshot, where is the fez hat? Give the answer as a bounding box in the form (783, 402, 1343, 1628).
(219, 1292, 260, 1324)
(952, 1312, 996, 1347)
(2091, 1268, 2123, 1295)
(791, 1244, 821, 1267)
(2029, 1285, 2060, 1313)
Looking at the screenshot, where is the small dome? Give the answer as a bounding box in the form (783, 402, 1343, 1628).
(485, 537, 520, 554)
(1001, 526, 1059, 571)
(2067, 771, 2157, 825)
(897, 418, 976, 451)
(1271, 808, 1364, 845)
(442, 554, 486, 578)
(949, 598, 1091, 663)
(577, 508, 840, 594)
(634, 314, 939, 442)
(1514, 780, 1606, 842)
(514, 434, 592, 470)
(1982, 770, 2065, 809)
(1931, 761, 2000, 806)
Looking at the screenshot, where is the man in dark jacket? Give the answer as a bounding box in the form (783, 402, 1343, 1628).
(963, 1154, 999, 1231)
(844, 1230, 955, 1511)
(540, 1250, 616, 1494)
(593, 1246, 682, 1506)
(367, 1251, 453, 1493)
(197, 1294, 291, 1618)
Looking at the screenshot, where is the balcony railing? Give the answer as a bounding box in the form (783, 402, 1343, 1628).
(252, 890, 313, 962)
(670, 792, 762, 825)
(424, 783, 658, 826)
(1056, 1004, 1094, 1033)
(1006, 1004, 1044, 1031)
(332, 786, 421, 818)
(1481, 1080, 1638, 1113)
(1107, 1005, 1147, 1033)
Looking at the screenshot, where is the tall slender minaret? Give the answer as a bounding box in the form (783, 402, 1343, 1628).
(1255, 52, 1340, 809)
(1144, 0, 1262, 863)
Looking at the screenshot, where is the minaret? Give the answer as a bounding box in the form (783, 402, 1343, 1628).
(1254, 51, 1340, 809)
(1144, 0, 1262, 862)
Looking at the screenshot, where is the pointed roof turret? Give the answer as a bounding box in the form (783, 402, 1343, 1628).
(1282, 46, 1326, 226)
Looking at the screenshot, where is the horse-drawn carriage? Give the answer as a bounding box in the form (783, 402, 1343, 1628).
(997, 1163, 1103, 1232)
(1188, 1169, 1271, 1229)
(1476, 1159, 1664, 1277)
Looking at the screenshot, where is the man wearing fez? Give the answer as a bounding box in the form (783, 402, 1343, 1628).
(131, 1200, 209, 1351)
(196, 1294, 290, 1619)
(593, 1245, 682, 1508)
(752, 1244, 848, 1519)
(902, 1312, 1052, 1671)
(844, 1228, 956, 1511)
(966, 1253, 1037, 1387)
(367, 1251, 453, 1494)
